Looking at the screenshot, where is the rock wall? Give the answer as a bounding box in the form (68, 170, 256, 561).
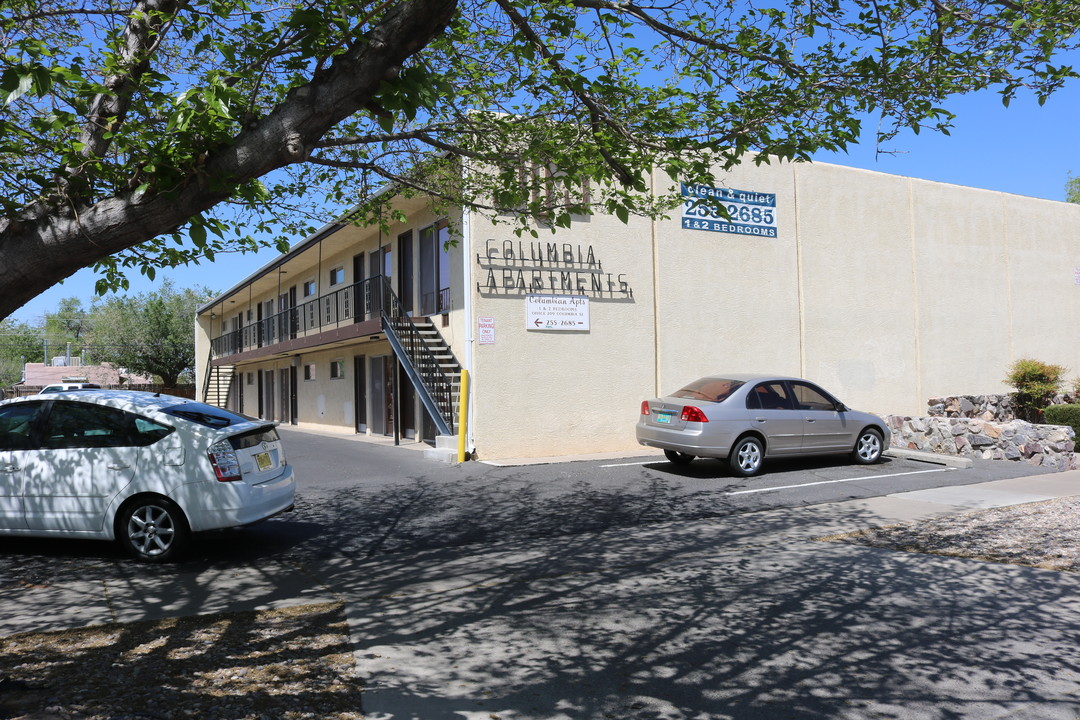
(927, 393, 1079, 422)
(886, 414, 1077, 471)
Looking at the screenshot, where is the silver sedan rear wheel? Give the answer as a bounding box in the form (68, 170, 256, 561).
(729, 436, 764, 477)
(853, 428, 884, 464)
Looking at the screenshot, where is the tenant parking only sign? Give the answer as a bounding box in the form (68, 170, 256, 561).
(525, 294, 590, 331)
(681, 182, 778, 237)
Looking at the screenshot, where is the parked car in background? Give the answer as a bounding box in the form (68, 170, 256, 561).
(38, 382, 102, 393)
(0, 391, 295, 561)
(637, 374, 890, 476)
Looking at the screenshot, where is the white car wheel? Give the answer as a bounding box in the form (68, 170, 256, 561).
(118, 497, 190, 563)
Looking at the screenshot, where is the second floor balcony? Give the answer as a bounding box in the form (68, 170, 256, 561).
(210, 276, 451, 359)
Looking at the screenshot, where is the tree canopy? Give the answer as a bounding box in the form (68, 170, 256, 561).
(1068, 173, 1080, 203)
(87, 280, 208, 387)
(0, 281, 207, 388)
(2, 0, 1078, 320)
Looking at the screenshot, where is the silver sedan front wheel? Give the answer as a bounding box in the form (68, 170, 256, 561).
(852, 428, 884, 465)
(729, 436, 764, 477)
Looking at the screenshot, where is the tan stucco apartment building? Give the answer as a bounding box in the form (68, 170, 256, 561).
(195, 159, 1080, 460)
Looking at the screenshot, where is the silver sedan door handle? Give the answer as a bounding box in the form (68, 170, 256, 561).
(754, 417, 767, 423)
(108, 464, 131, 470)
(1, 464, 17, 473)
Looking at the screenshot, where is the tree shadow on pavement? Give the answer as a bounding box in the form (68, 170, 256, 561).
(339, 513, 1080, 720)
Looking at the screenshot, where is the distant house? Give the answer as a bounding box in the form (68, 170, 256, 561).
(16, 362, 155, 392)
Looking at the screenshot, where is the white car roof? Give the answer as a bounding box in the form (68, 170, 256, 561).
(9, 389, 192, 413)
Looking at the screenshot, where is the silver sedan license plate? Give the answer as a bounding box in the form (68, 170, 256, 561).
(255, 451, 273, 471)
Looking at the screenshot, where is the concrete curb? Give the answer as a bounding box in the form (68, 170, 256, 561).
(886, 446, 974, 468)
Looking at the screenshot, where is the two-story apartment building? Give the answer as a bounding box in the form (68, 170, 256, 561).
(195, 158, 1080, 461)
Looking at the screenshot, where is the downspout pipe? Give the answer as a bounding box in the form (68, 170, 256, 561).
(461, 197, 475, 456)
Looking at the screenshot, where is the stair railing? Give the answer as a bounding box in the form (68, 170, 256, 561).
(201, 349, 215, 404)
(376, 277, 456, 436)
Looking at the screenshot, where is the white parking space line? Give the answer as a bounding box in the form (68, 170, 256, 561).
(726, 468, 955, 496)
(600, 461, 661, 468)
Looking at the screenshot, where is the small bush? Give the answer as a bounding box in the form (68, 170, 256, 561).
(1043, 404, 1080, 451)
(1005, 358, 1068, 421)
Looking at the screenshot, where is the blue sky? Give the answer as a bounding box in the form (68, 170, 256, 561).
(9, 81, 1080, 324)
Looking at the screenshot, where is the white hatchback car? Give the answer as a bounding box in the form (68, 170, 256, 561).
(0, 390, 295, 562)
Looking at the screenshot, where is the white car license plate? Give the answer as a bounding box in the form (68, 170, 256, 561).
(255, 451, 273, 471)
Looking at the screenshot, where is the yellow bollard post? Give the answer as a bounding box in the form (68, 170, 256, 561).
(457, 369, 470, 463)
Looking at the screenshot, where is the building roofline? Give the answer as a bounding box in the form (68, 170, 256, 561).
(195, 187, 396, 314)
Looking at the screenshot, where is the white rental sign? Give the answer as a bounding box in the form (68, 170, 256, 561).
(526, 294, 590, 331)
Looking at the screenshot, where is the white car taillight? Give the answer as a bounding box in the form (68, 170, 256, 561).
(208, 440, 242, 482)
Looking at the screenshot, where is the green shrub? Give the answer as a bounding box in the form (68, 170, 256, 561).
(1004, 358, 1068, 421)
(1043, 404, 1080, 450)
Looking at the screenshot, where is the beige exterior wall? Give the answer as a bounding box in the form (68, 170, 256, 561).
(465, 159, 1080, 459)
(468, 210, 657, 459)
(793, 164, 920, 414)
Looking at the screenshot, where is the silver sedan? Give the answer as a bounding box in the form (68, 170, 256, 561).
(636, 374, 890, 476)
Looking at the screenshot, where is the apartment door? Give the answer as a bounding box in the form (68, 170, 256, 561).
(418, 221, 450, 315)
(368, 355, 395, 436)
(279, 286, 297, 339)
(230, 372, 242, 413)
(369, 244, 391, 313)
(257, 371, 264, 417)
(354, 355, 367, 433)
(398, 230, 414, 315)
(289, 365, 298, 423)
(278, 368, 291, 423)
(262, 299, 275, 344)
(398, 364, 416, 440)
(352, 254, 366, 321)
(262, 369, 275, 421)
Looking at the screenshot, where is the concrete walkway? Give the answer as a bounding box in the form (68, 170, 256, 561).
(2, 470, 1079, 719)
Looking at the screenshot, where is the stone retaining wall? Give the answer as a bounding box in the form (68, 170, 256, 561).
(886, 414, 1077, 471)
(927, 393, 1079, 422)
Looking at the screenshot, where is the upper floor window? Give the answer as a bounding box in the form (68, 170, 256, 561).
(303, 280, 316, 297)
(330, 267, 345, 287)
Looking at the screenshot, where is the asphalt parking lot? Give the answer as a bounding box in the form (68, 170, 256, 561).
(0, 427, 1053, 587)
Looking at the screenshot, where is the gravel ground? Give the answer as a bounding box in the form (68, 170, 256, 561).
(820, 495, 1080, 572)
(0, 603, 361, 720)
(1, 495, 1077, 720)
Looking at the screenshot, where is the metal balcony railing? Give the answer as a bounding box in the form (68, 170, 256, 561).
(210, 277, 390, 357)
(208, 276, 457, 435)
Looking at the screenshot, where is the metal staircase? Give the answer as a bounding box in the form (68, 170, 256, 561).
(202, 356, 235, 408)
(379, 279, 461, 437)
(201, 279, 462, 441)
